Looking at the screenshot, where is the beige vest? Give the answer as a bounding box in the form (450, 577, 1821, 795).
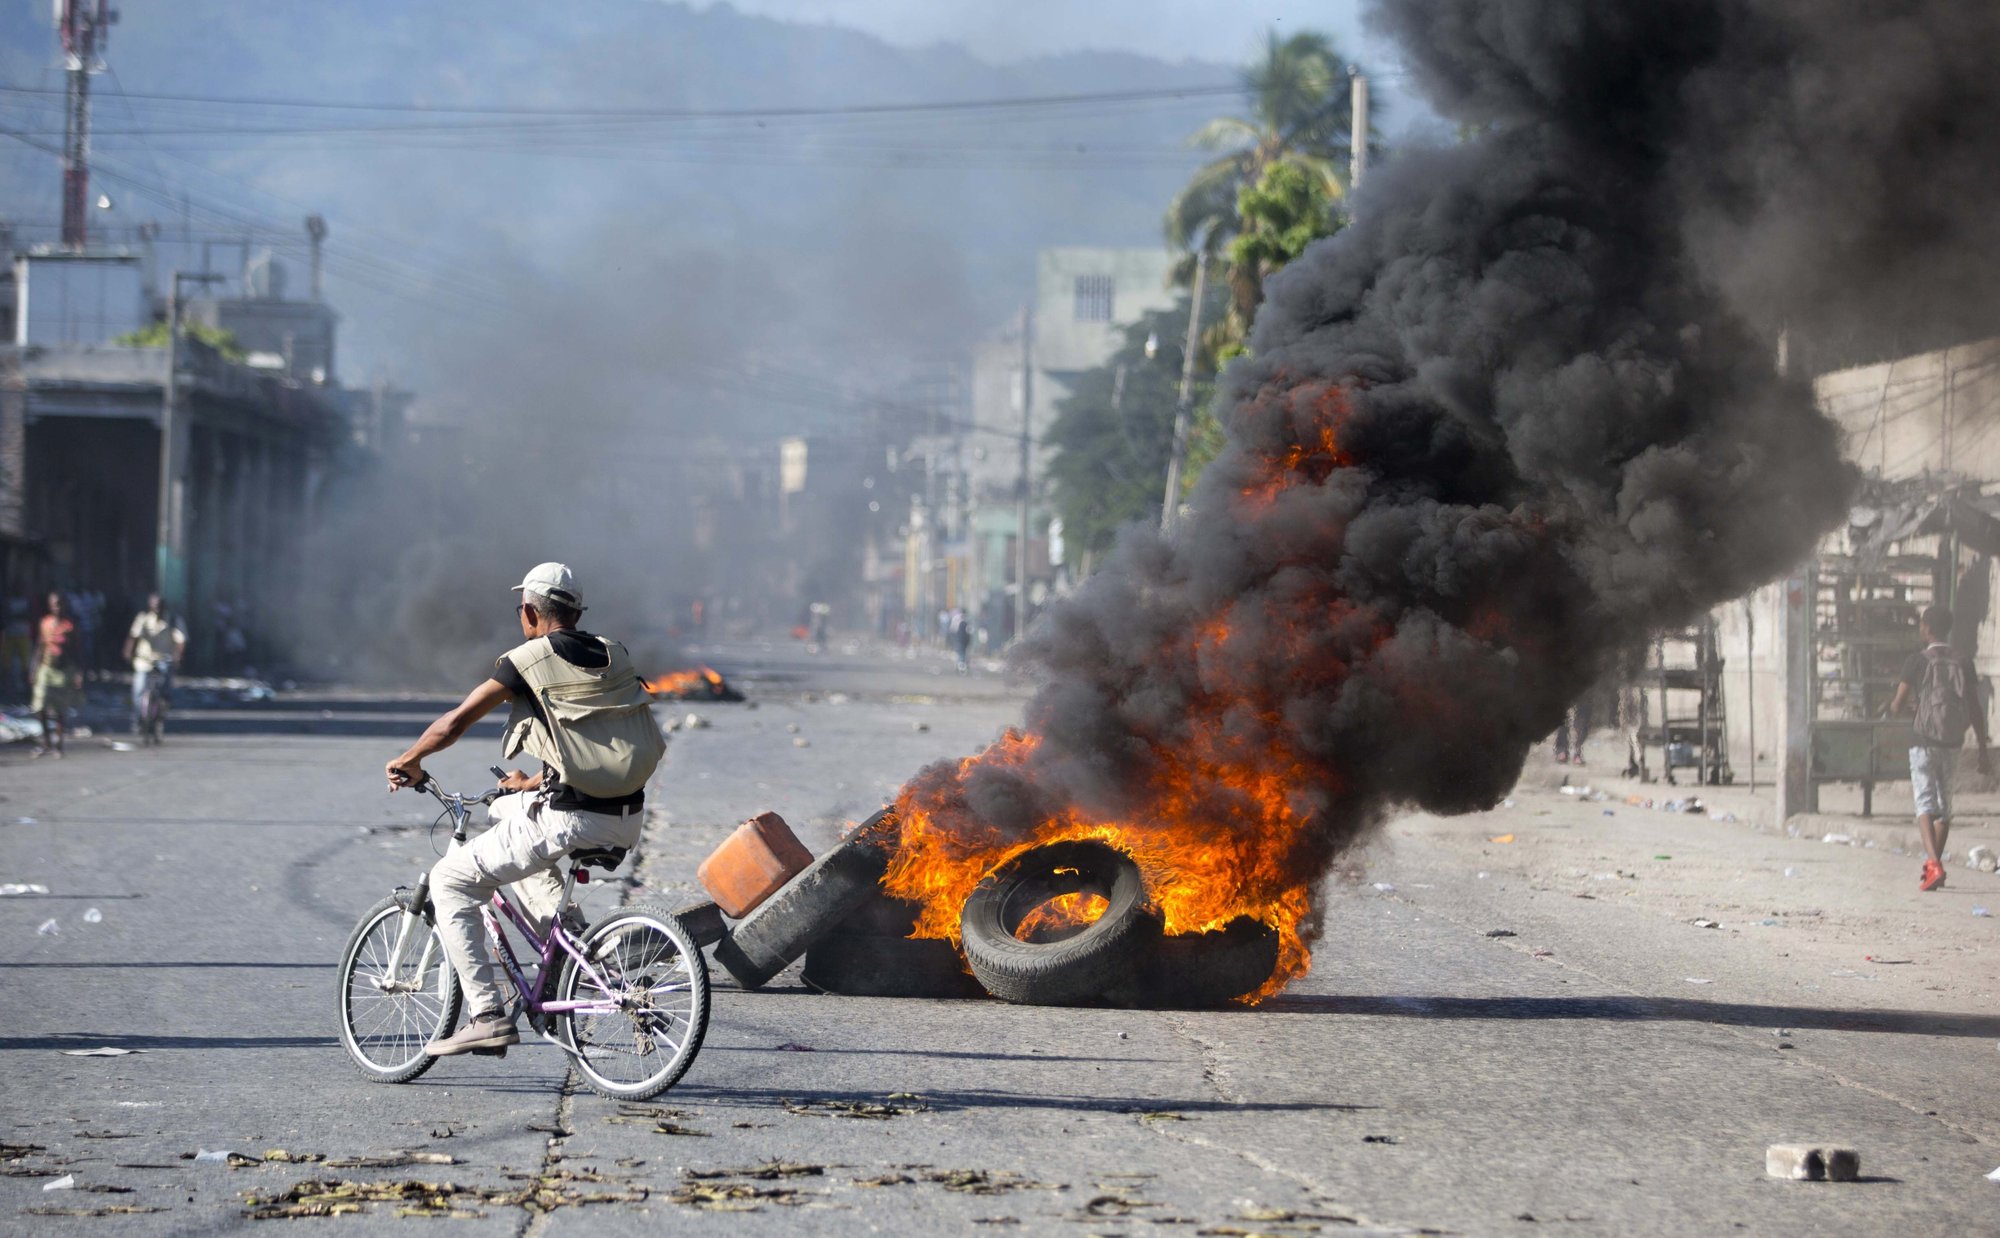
(500, 635, 665, 799)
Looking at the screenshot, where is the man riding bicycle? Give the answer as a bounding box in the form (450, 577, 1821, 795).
(123, 594, 186, 735)
(385, 563, 665, 1057)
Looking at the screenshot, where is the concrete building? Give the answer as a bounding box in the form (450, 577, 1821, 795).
(961, 246, 1179, 642)
(1709, 337, 2000, 814)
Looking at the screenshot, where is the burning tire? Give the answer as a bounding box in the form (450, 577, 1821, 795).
(801, 890, 983, 999)
(958, 840, 1160, 1006)
(1106, 917, 1280, 1009)
(712, 833, 892, 989)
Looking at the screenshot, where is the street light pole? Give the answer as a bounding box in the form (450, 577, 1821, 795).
(156, 270, 220, 610)
(1015, 303, 1034, 644)
(1159, 244, 1209, 533)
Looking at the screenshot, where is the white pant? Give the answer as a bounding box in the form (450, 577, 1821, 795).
(430, 792, 642, 1017)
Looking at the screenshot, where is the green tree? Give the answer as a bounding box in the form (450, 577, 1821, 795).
(114, 319, 247, 362)
(1164, 30, 1356, 294)
(1044, 299, 1213, 564)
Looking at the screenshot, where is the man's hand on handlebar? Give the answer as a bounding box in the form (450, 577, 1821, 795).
(386, 757, 426, 791)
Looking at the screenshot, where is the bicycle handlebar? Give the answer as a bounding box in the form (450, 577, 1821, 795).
(410, 775, 506, 808)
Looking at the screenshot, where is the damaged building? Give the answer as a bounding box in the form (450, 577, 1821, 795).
(0, 233, 392, 668)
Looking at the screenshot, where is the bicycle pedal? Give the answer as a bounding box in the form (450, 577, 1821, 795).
(468, 1045, 508, 1058)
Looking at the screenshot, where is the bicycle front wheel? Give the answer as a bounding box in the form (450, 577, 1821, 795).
(336, 894, 461, 1083)
(557, 904, 709, 1101)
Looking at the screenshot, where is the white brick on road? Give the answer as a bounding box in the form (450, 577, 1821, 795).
(0, 640, 1995, 1234)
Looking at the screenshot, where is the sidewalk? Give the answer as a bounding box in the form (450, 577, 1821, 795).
(1522, 742, 2000, 873)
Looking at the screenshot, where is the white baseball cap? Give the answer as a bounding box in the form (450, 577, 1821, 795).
(511, 561, 585, 611)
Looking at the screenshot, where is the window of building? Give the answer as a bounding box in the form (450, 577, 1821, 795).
(1073, 274, 1115, 323)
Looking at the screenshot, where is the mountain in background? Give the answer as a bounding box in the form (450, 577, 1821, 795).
(0, 0, 1233, 436)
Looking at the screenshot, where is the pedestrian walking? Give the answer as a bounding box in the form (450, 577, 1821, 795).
(31, 592, 83, 758)
(948, 607, 972, 674)
(1888, 604, 1991, 892)
(384, 562, 665, 1057)
(123, 594, 186, 734)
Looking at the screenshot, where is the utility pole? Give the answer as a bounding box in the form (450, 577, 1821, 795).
(1349, 70, 1370, 192)
(56, 0, 114, 250)
(1015, 305, 1034, 643)
(1160, 244, 1209, 532)
(1771, 326, 1816, 821)
(157, 270, 223, 610)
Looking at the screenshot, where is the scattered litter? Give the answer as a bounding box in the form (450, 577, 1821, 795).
(323, 1152, 458, 1169)
(1361, 1135, 1399, 1145)
(1822, 833, 1854, 846)
(14, 817, 39, 825)
(792, 737, 811, 748)
(1501, 798, 1515, 808)
(193, 1149, 251, 1165)
(37, 918, 59, 936)
(1967, 845, 1997, 872)
(1685, 978, 1713, 984)
(1531, 948, 1555, 958)
(42, 1174, 75, 1191)
(684, 1162, 824, 1181)
(1484, 929, 1517, 938)
(648, 1123, 710, 1138)
(0, 883, 49, 896)
(781, 1096, 928, 1120)
(1974, 907, 1992, 918)
(1759, 919, 1779, 926)
(82, 908, 101, 924)
(1371, 882, 1395, 893)
(107, 741, 136, 752)
(1476, 871, 1490, 880)
(1602, 809, 1615, 816)
(683, 713, 710, 730)
(1865, 956, 1913, 965)
(1489, 834, 1515, 844)
(26, 1205, 164, 1217)
(1986, 1166, 2000, 1182)
(1783, 867, 1803, 878)
(1653, 855, 1672, 861)
(785, 723, 801, 733)
(1708, 810, 1739, 822)
(667, 1181, 817, 1211)
(1692, 919, 1720, 929)
(61, 1046, 142, 1057)
(912, 722, 930, 733)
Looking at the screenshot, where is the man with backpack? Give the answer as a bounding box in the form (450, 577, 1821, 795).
(385, 563, 665, 1055)
(1889, 604, 1990, 892)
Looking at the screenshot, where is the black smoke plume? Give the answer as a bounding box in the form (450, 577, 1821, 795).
(890, 0, 2000, 959)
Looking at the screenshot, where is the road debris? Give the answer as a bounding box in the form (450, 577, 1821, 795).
(37, 918, 59, 936)
(1685, 977, 1713, 984)
(26, 1205, 165, 1217)
(666, 1181, 818, 1211)
(1974, 907, 1992, 918)
(323, 1151, 458, 1168)
(685, 1162, 824, 1181)
(1484, 928, 1517, 938)
(0, 883, 49, 895)
(1968, 846, 1997, 872)
(782, 1096, 929, 1120)
(42, 1173, 75, 1190)
(82, 907, 101, 923)
(1691, 919, 1720, 929)
(61, 1046, 142, 1057)
(1766, 1144, 1860, 1181)
(1488, 834, 1515, 844)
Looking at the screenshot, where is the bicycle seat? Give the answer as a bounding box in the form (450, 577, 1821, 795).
(570, 846, 629, 871)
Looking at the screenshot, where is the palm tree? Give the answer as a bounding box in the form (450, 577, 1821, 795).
(1164, 31, 1356, 285)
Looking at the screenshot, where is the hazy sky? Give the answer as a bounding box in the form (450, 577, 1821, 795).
(700, 0, 1438, 134)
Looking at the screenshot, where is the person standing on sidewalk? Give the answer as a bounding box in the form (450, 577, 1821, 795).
(1889, 604, 1991, 891)
(383, 563, 664, 1057)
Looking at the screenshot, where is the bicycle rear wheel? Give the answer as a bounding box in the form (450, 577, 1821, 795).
(556, 904, 708, 1100)
(336, 895, 461, 1083)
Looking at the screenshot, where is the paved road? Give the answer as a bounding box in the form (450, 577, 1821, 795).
(1, 639, 1996, 1235)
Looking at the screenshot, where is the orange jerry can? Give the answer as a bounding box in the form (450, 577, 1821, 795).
(698, 811, 814, 918)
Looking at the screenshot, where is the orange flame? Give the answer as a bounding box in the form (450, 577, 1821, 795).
(644, 666, 728, 698)
(1013, 891, 1109, 942)
(877, 374, 1372, 1005)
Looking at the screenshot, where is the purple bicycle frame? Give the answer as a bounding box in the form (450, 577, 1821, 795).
(478, 888, 621, 1018)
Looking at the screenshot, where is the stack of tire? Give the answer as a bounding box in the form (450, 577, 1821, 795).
(696, 812, 1279, 1007)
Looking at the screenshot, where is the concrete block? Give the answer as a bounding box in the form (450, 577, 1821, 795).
(1766, 1144, 1860, 1181)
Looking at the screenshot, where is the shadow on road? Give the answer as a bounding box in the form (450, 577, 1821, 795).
(0, 960, 329, 969)
(670, 1084, 1373, 1116)
(0, 1033, 338, 1050)
(1267, 993, 2000, 1038)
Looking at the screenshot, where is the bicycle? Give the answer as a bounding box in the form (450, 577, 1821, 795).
(135, 660, 172, 746)
(334, 771, 709, 1100)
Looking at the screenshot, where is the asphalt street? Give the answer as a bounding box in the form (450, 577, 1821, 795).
(2, 639, 1997, 1236)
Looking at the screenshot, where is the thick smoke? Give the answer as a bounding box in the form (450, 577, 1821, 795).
(894, 0, 2000, 943)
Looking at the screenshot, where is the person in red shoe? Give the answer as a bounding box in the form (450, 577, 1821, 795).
(1889, 605, 1990, 892)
